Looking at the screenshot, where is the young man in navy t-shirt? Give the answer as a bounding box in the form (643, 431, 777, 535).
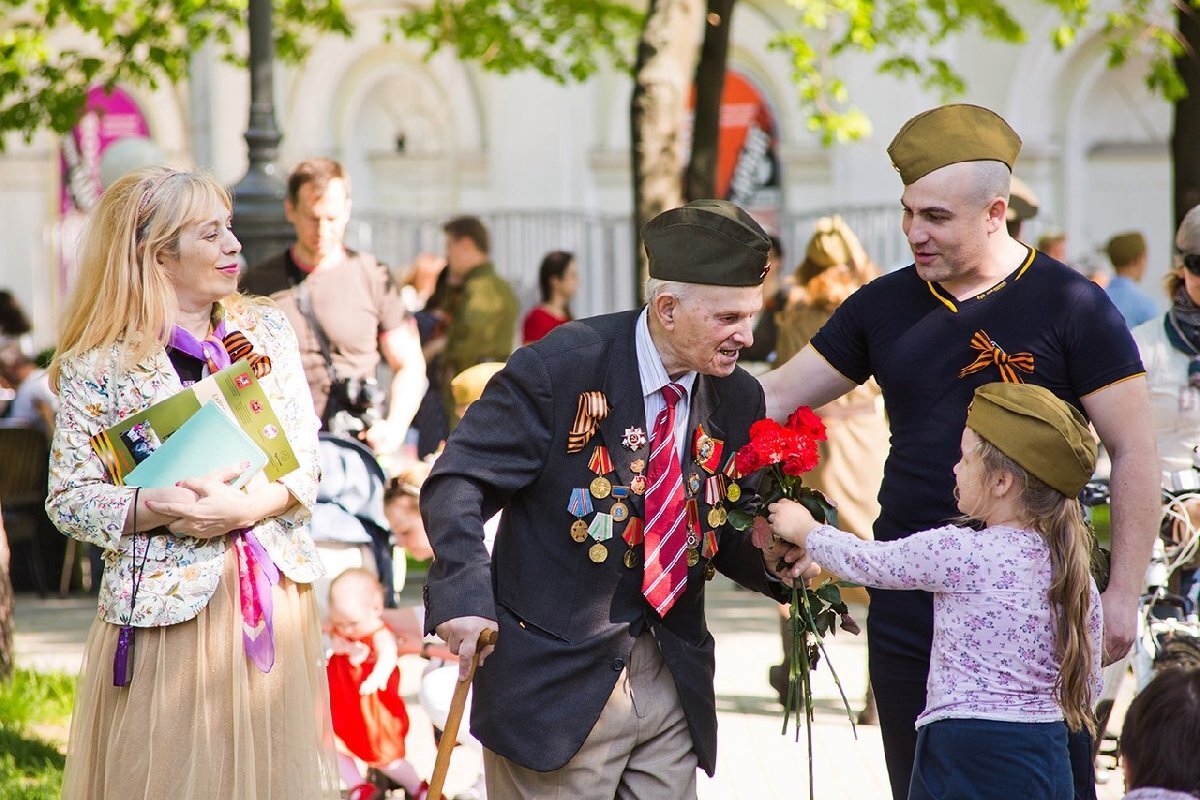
(761, 104, 1160, 800)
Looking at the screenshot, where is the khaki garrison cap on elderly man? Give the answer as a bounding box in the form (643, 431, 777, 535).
(641, 199, 772, 286)
(887, 103, 1022, 186)
(966, 382, 1097, 497)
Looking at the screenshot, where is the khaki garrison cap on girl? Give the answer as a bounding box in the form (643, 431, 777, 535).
(641, 199, 772, 287)
(888, 104, 1022, 186)
(965, 383, 1096, 498)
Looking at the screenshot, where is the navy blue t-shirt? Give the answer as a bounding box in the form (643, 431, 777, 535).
(811, 248, 1144, 544)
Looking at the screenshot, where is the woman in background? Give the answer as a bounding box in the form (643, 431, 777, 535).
(47, 167, 338, 799)
(1130, 204, 1200, 612)
(522, 250, 578, 343)
(770, 216, 889, 720)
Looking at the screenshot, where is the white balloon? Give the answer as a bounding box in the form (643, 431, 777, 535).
(98, 136, 168, 189)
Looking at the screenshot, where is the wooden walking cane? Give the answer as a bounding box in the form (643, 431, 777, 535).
(427, 628, 497, 799)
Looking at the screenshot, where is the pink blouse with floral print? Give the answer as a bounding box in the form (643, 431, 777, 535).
(46, 301, 324, 628)
(807, 523, 1103, 727)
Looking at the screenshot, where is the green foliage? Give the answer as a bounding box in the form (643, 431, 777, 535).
(771, 0, 1191, 143)
(771, 0, 1028, 143)
(0, 0, 352, 144)
(0, 668, 75, 800)
(389, 0, 643, 83)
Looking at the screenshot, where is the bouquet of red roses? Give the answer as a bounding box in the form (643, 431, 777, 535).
(728, 407, 859, 799)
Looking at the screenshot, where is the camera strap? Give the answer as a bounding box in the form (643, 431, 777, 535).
(296, 279, 343, 389)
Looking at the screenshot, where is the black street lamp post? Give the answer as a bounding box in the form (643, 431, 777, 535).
(231, 0, 293, 271)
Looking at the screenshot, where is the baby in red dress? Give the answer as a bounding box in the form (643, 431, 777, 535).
(327, 568, 434, 800)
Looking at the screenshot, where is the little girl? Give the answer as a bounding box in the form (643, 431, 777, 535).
(327, 568, 434, 800)
(768, 382, 1103, 800)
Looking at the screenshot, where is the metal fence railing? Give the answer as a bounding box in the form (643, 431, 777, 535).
(351, 206, 909, 318)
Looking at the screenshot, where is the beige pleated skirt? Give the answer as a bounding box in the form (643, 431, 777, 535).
(62, 547, 341, 800)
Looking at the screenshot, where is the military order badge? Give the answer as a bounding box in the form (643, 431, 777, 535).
(622, 426, 647, 451)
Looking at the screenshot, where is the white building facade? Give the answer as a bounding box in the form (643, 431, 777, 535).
(0, 0, 1174, 351)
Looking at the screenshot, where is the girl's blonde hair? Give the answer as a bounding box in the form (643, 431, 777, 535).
(973, 437, 1097, 735)
(49, 167, 236, 388)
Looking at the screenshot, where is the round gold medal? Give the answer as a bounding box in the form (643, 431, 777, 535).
(704, 562, 717, 581)
(707, 506, 727, 528)
(726, 483, 742, 503)
(611, 501, 629, 523)
(590, 476, 612, 499)
(589, 542, 608, 563)
(623, 548, 638, 569)
(686, 549, 700, 567)
(570, 519, 589, 542)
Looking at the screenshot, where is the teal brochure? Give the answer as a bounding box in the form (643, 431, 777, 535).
(124, 402, 269, 489)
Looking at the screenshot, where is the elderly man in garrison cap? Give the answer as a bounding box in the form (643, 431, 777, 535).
(761, 104, 1159, 800)
(422, 199, 813, 796)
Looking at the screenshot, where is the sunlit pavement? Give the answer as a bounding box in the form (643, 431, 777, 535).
(13, 575, 1130, 799)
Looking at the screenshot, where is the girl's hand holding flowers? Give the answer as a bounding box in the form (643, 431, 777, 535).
(768, 498, 821, 548)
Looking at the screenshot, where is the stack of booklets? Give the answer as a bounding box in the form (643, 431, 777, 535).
(89, 359, 299, 488)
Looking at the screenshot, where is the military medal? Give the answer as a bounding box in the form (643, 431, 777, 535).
(701, 529, 718, 560)
(588, 446, 615, 499)
(685, 503, 701, 566)
(622, 516, 644, 569)
(588, 512, 614, 542)
(567, 488, 593, 543)
(723, 454, 743, 502)
(704, 475, 727, 527)
(686, 472, 702, 497)
(610, 486, 630, 523)
(621, 426, 647, 452)
(692, 425, 724, 474)
(629, 459, 647, 496)
(589, 542, 608, 563)
(704, 562, 717, 581)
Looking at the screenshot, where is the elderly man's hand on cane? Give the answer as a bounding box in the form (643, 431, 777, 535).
(436, 615, 499, 680)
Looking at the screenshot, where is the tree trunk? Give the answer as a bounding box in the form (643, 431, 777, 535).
(630, 0, 705, 299)
(684, 0, 735, 202)
(1173, 4, 1200, 228)
(0, 502, 14, 681)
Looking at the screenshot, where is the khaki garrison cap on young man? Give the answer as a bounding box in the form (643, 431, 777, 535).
(887, 103, 1023, 186)
(965, 382, 1097, 498)
(641, 199, 772, 287)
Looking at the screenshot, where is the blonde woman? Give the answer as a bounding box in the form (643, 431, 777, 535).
(47, 167, 339, 799)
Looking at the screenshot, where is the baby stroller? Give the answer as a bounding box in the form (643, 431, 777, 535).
(312, 431, 397, 608)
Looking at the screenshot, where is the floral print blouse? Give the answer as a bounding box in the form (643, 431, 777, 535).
(807, 523, 1104, 727)
(46, 301, 324, 628)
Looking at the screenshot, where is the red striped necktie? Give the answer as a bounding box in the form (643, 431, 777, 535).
(642, 382, 688, 616)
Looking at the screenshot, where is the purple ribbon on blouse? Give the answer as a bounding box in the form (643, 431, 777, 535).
(169, 315, 279, 673)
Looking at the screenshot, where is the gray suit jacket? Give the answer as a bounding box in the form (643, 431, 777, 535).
(421, 310, 784, 775)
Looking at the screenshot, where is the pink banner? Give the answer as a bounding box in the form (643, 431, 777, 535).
(60, 86, 150, 214)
